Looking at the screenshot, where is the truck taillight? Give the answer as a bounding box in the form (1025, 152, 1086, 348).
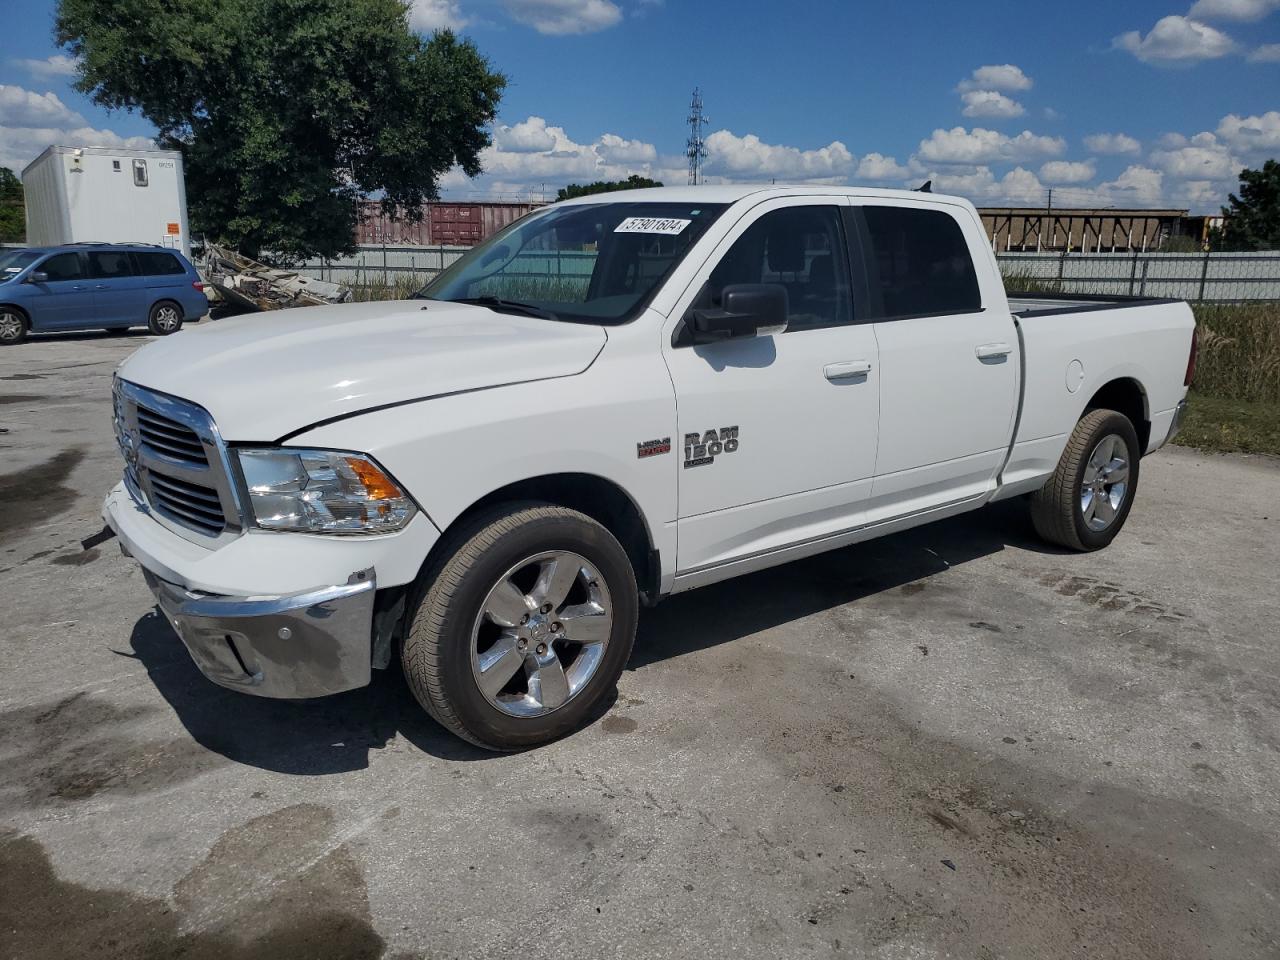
(192, 281, 205, 292)
(1185, 327, 1198, 387)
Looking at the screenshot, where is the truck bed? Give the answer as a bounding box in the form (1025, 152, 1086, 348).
(1007, 291, 1182, 318)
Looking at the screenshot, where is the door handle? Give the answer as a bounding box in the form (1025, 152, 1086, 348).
(94, 284, 109, 290)
(824, 360, 873, 382)
(975, 342, 1013, 360)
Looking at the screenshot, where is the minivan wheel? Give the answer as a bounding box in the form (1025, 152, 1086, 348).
(0, 308, 28, 345)
(148, 301, 183, 335)
(1030, 408, 1141, 551)
(402, 503, 638, 751)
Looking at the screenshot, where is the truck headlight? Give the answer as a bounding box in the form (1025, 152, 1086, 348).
(235, 448, 416, 535)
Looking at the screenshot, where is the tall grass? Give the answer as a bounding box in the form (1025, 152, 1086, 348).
(1192, 303, 1280, 404)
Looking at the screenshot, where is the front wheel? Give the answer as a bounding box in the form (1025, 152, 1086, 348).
(402, 503, 638, 751)
(148, 301, 183, 336)
(0, 308, 28, 345)
(1030, 408, 1141, 551)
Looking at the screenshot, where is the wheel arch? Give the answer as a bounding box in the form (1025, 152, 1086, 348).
(0, 302, 30, 321)
(424, 472, 661, 604)
(1084, 377, 1151, 453)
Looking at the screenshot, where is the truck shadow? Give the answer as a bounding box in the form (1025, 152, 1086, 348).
(126, 498, 1060, 771)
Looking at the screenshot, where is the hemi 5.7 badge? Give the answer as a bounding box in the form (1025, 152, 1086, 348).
(684, 427, 739, 468)
(637, 437, 671, 458)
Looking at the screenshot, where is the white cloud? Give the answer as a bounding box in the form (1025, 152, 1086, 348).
(408, 0, 468, 31)
(0, 84, 84, 128)
(10, 54, 78, 79)
(1149, 135, 1240, 180)
(916, 126, 1065, 165)
(1188, 0, 1280, 21)
(921, 166, 1047, 204)
(1098, 165, 1166, 205)
(492, 116, 558, 152)
(960, 90, 1025, 119)
(1113, 15, 1236, 64)
(1248, 42, 1280, 60)
(957, 64, 1033, 92)
(502, 0, 622, 34)
(855, 153, 913, 181)
(703, 130, 854, 181)
(1039, 160, 1096, 184)
(1083, 132, 1142, 154)
(596, 132, 657, 164)
(1215, 110, 1280, 153)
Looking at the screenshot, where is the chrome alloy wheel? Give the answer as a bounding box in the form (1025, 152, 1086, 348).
(0, 311, 23, 341)
(470, 550, 613, 718)
(1080, 433, 1130, 531)
(154, 305, 180, 331)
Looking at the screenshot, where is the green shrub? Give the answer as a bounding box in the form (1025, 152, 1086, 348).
(1192, 303, 1280, 404)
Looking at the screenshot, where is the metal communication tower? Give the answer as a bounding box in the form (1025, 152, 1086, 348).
(687, 88, 708, 186)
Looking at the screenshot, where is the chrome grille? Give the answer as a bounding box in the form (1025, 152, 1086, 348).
(113, 378, 242, 543)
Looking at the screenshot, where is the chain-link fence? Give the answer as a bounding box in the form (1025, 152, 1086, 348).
(998, 251, 1280, 302)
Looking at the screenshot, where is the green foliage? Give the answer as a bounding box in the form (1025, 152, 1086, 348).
(1191, 302, 1280, 404)
(0, 167, 24, 243)
(1220, 159, 1280, 252)
(55, 0, 504, 262)
(1174, 391, 1280, 456)
(556, 175, 663, 202)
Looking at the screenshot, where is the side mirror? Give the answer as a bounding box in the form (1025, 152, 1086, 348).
(687, 283, 788, 344)
(26, 271, 49, 284)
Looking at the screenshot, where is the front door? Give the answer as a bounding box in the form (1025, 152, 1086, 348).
(25, 252, 94, 330)
(662, 198, 880, 577)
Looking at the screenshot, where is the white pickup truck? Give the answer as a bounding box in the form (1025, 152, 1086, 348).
(104, 185, 1196, 750)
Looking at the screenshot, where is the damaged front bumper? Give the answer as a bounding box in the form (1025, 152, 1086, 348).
(139, 566, 376, 699)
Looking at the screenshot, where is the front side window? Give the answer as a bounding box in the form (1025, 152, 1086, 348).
(0, 249, 40, 282)
(89, 251, 137, 279)
(40, 252, 85, 281)
(420, 202, 728, 325)
(697, 205, 853, 330)
(860, 206, 981, 319)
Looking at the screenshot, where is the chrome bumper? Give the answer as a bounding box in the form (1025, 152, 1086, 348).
(140, 565, 376, 699)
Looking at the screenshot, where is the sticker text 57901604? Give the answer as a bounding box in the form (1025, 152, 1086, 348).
(614, 217, 692, 236)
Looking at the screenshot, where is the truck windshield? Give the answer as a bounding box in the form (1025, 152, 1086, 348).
(0, 249, 39, 281)
(418, 201, 728, 324)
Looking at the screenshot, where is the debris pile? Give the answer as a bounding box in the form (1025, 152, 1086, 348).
(201, 244, 351, 311)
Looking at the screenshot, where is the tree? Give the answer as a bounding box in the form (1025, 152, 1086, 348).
(556, 175, 663, 202)
(1220, 159, 1280, 251)
(0, 168, 24, 243)
(56, 0, 504, 261)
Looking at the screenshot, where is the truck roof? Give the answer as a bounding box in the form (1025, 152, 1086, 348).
(554, 183, 973, 208)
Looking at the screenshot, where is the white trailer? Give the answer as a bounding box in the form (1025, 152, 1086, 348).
(21, 145, 190, 257)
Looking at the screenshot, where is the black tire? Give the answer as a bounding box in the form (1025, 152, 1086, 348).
(402, 502, 638, 751)
(147, 301, 184, 336)
(0, 307, 28, 345)
(1030, 408, 1141, 551)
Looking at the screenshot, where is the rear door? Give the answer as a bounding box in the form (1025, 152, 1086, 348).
(25, 252, 94, 330)
(663, 197, 880, 577)
(88, 250, 147, 327)
(854, 201, 1019, 521)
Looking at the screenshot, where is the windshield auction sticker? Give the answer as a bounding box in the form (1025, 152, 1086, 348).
(614, 217, 692, 235)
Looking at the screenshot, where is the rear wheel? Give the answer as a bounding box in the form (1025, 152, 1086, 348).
(1030, 408, 1140, 551)
(402, 503, 638, 751)
(0, 308, 28, 345)
(148, 301, 183, 335)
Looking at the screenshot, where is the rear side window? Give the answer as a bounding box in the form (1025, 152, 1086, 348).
(89, 251, 137, 279)
(861, 206, 981, 319)
(701, 205, 853, 331)
(40, 253, 85, 281)
(133, 251, 187, 276)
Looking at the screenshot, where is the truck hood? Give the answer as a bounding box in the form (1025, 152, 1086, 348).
(118, 300, 607, 440)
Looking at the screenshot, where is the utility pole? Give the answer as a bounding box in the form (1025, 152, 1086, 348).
(687, 88, 708, 186)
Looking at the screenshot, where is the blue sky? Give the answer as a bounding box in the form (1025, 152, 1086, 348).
(3, 0, 1279, 211)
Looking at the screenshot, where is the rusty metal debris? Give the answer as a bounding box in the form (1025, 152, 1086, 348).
(201, 243, 351, 311)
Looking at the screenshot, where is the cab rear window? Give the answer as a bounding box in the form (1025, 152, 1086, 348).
(861, 206, 981, 319)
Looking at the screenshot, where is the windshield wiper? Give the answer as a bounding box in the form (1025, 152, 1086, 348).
(452, 296, 559, 321)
